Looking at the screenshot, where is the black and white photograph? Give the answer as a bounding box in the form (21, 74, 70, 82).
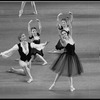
(0, 0, 100, 99)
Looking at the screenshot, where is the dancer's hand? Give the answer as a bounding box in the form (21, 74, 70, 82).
(36, 19, 40, 22)
(57, 13, 62, 17)
(69, 11, 72, 15)
(28, 20, 33, 24)
(45, 41, 50, 46)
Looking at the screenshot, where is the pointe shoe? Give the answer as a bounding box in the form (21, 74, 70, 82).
(27, 78, 33, 83)
(49, 83, 55, 90)
(19, 10, 23, 17)
(70, 87, 75, 92)
(42, 62, 47, 66)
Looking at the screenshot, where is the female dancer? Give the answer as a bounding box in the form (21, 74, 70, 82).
(28, 19, 48, 65)
(57, 11, 73, 36)
(55, 11, 73, 50)
(0, 33, 48, 83)
(48, 11, 73, 53)
(49, 28, 83, 91)
(19, 1, 38, 17)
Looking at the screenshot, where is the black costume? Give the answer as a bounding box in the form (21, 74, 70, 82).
(18, 42, 34, 62)
(29, 35, 44, 57)
(50, 43, 83, 77)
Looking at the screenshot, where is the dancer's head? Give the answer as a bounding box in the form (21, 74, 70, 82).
(61, 30, 69, 40)
(31, 27, 37, 36)
(61, 18, 70, 28)
(60, 12, 72, 28)
(18, 33, 27, 42)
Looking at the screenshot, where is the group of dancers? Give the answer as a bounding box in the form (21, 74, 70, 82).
(0, 1, 83, 92)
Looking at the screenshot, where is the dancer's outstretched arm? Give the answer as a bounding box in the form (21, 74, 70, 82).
(31, 41, 49, 51)
(0, 44, 18, 58)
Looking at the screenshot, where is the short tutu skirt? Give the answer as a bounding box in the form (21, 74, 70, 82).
(50, 52, 83, 77)
(31, 48, 44, 57)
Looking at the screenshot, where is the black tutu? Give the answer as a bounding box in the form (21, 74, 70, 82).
(50, 43, 83, 77)
(31, 39, 44, 57)
(31, 48, 44, 57)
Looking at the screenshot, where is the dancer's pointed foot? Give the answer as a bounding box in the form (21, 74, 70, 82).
(42, 62, 47, 66)
(7, 67, 14, 73)
(27, 78, 33, 83)
(33, 11, 38, 15)
(70, 86, 75, 92)
(19, 10, 23, 17)
(49, 83, 55, 90)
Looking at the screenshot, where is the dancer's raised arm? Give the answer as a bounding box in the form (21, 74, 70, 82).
(36, 19, 42, 35)
(68, 11, 73, 37)
(56, 13, 63, 35)
(57, 13, 63, 28)
(28, 20, 33, 37)
(69, 11, 73, 24)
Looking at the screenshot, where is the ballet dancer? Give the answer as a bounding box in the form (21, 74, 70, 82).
(49, 13, 83, 91)
(19, 1, 38, 17)
(28, 19, 48, 65)
(0, 33, 48, 83)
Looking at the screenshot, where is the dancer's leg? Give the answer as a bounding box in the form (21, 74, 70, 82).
(19, 1, 26, 17)
(36, 54, 47, 65)
(19, 60, 33, 83)
(7, 67, 26, 76)
(28, 60, 32, 69)
(31, 1, 38, 14)
(24, 65, 33, 83)
(49, 73, 60, 90)
(69, 77, 75, 92)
